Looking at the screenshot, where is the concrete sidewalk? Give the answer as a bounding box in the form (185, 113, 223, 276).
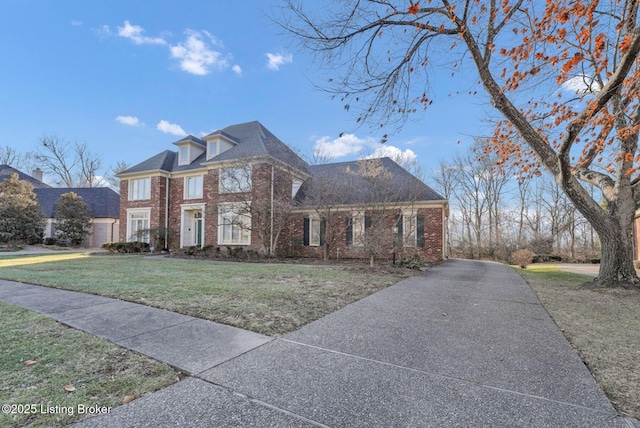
(0, 280, 272, 375)
(1, 260, 637, 427)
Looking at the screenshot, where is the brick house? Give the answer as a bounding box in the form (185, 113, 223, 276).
(117, 121, 448, 260)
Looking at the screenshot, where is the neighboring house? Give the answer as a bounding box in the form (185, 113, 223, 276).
(0, 165, 120, 247)
(117, 121, 448, 260)
(35, 188, 120, 247)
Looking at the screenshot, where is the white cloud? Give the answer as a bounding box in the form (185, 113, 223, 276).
(266, 52, 293, 71)
(115, 115, 142, 127)
(562, 74, 602, 94)
(118, 21, 167, 45)
(232, 64, 242, 75)
(95, 25, 112, 37)
(365, 145, 418, 164)
(157, 120, 187, 136)
(313, 134, 376, 158)
(71, 20, 83, 27)
(170, 31, 227, 75)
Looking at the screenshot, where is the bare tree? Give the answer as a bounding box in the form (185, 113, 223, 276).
(34, 136, 102, 187)
(0, 145, 34, 171)
(218, 162, 299, 256)
(280, 0, 640, 287)
(104, 160, 129, 191)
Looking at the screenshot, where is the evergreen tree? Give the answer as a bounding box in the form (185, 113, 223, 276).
(0, 174, 45, 245)
(54, 192, 91, 246)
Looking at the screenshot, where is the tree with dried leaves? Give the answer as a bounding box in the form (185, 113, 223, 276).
(281, 0, 640, 287)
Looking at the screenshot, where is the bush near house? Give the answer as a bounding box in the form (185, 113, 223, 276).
(54, 192, 92, 246)
(101, 242, 150, 253)
(0, 174, 45, 245)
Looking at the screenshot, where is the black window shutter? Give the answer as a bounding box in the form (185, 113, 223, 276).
(364, 216, 372, 230)
(303, 218, 309, 246)
(346, 217, 353, 246)
(417, 214, 425, 247)
(320, 218, 326, 246)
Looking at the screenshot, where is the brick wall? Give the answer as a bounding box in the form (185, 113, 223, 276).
(281, 207, 445, 261)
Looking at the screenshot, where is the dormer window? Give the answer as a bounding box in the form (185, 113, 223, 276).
(179, 146, 189, 166)
(205, 136, 235, 160)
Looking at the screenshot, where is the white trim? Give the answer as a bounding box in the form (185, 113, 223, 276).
(128, 177, 151, 201)
(180, 203, 206, 248)
(126, 208, 151, 243)
(184, 174, 204, 199)
(217, 203, 251, 246)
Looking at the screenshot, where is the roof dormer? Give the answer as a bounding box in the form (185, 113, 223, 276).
(203, 131, 238, 161)
(174, 136, 206, 166)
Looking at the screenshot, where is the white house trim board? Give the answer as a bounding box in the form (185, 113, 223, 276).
(126, 208, 151, 243)
(180, 203, 206, 248)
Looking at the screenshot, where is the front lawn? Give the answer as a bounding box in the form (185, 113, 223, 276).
(0, 253, 414, 335)
(0, 301, 179, 427)
(516, 264, 640, 420)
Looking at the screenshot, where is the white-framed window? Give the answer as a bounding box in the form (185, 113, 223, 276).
(219, 166, 251, 193)
(352, 212, 365, 246)
(218, 204, 251, 245)
(127, 209, 150, 243)
(309, 217, 321, 246)
(129, 178, 150, 201)
(179, 146, 189, 165)
(184, 175, 203, 199)
(292, 178, 303, 198)
(403, 215, 417, 247)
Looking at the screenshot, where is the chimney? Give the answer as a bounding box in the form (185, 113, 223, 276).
(32, 168, 43, 182)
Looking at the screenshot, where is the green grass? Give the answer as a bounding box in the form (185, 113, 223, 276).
(515, 264, 640, 420)
(0, 254, 413, 335)
(0, 302, 179, 427)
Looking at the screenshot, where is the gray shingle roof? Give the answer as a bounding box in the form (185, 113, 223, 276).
(120, 121, 310, 176)
(205, 121, 309, 174)
(120, 150, 176, 175)
(296, 157, 445, 206)
(0, 165, 50, 188)
(34, 187, 120, 218)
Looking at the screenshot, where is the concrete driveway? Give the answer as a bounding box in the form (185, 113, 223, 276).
(69, 259, 635, 427)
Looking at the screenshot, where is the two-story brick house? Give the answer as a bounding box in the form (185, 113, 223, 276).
(117, 121, 448, 260)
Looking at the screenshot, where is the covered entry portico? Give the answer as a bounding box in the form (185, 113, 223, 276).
(180, 203, 205, 248)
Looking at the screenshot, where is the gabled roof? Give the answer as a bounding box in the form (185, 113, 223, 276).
(34, 187, 120, 218)
(296, 157, 445, 206)
(0, 165, 50, 188)
(174, 135, 206, 146)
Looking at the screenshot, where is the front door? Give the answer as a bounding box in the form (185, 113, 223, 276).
(182, 209, 204, 247)
(194, 212, 203, 247)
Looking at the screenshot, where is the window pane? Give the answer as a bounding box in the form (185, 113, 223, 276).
(130, 178, 150, 200)
(186, 176, 203, 199)
(220, 167, 251, 193)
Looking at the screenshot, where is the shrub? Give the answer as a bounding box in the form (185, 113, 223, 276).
(101, 242, 150, 254)
(43, 237, 58, 246)
(398, 254, 424, 270)
(512, 249, 535, 269)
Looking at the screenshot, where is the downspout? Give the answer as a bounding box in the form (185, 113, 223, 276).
(111, 219, 117, 243)
(270, 163, 274, 257)
(165, 176, 170, 250)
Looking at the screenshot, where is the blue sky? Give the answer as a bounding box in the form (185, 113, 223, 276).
(0, 1, 491, 184)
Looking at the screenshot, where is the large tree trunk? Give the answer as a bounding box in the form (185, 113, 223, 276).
(590, 201, 639, 287)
